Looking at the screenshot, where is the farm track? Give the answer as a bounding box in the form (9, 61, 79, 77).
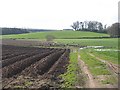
(78, 54, 99, 88)
(2, 45, 70, 89)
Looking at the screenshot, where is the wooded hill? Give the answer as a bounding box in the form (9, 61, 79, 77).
(0, 28, 29, 35)
(0, 27, 57, 35)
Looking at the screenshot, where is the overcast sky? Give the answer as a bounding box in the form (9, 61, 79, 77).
(0, 0, 119, 29)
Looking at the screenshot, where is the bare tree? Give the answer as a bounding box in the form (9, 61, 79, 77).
(98, 22, 103, 32)
(71, 20, 106, 33)
(71, 21, 80, 30)
(104, 24, 107, 30)
(84, 21, 88, 30)
(88, 21, 100, 31)
(88, 21, 94, 31)
(79, 22, 84, 30)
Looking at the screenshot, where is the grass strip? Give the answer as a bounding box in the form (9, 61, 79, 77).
(89, 49, 119, 64)
(60, 52, 78, 88)
(80, 49, 111, 76)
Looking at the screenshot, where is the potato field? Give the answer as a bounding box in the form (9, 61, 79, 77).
(1, 45, 70, 89)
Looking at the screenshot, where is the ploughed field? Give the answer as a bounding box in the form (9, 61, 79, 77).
(1, 45, 70, 89)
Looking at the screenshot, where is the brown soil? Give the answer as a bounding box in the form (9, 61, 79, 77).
(2, 45, 70, 89)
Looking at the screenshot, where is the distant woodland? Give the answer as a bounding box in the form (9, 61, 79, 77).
(0, 28, 56, 35)
(0, 28, 29, 35)
(71, 21, 120, 37)
(0, 22, 120, 38)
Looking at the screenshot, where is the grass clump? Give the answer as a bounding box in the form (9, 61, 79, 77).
(25, 81, 33, 87)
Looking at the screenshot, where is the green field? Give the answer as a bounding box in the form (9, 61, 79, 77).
(55, 38, 118, 49)
(55, 38, 119, 64)
(2, 31, 109, 39)
(89, 49, 119, 64)
(2, 30, 118, 48)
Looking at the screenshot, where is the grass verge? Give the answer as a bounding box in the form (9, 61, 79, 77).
(59, 52, 78, 88)
(80, 49, 111, 76)
(55, 38, 118, 49)
(89, 49, 119, 64)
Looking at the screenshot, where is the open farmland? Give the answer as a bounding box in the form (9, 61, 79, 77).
(2, 31, 110, 39)
(0, 0, 119, 88)
(1, 45, 70, 89)
(55, 38, 119, 49)
(1, 30, 119, 89)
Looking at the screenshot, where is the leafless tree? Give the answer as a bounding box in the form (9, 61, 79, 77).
(84, 21, 89, 30)
(71, 21, 80, 30)
(98, 22, 103, 31)
(79, 22, 84, 30)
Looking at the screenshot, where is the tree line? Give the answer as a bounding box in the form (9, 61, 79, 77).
(0, 27, 29, 35)
(71, 21, 120, 37)
(71, 21, 107, 33)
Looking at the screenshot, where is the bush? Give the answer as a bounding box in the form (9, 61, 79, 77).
(107, 23, 120, 37)
(46, 35, 55, 41)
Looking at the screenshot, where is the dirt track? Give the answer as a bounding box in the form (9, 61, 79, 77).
(77, 53, 119, 88)
(78, 54, 99, 88)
